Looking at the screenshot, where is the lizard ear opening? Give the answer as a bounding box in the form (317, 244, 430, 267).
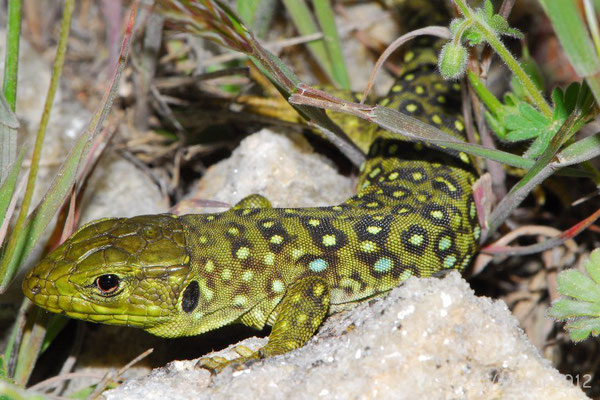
(181, 281, 200, 313)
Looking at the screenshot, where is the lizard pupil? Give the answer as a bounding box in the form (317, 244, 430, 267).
(96, 274, 120, 294)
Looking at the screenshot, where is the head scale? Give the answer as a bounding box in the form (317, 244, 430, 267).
(23, 214, 196, 337)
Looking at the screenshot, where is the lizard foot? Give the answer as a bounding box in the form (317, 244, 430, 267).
(195, 345, 261, 375)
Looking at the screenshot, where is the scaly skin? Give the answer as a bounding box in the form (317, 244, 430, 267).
(23, 0, 480, 372)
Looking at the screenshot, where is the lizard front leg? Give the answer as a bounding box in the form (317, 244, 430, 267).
(197, 276, 330, 374)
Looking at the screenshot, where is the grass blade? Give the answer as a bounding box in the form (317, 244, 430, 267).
(282, 0, 334, 83)
(2, 0, 22, 110)
(0, 148, 25, 245)
(158, 0, 365, 165)
(0, 0, 74, 291)
(0, 90, 20, 182)
(312, 0, 350, 89)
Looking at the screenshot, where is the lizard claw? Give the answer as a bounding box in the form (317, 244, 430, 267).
(195, 349, 261, 375)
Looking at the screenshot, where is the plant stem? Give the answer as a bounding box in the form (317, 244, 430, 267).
(0, 0, 74, 286)
(2, 0, 22, 111)
(453, 0, 553, 117)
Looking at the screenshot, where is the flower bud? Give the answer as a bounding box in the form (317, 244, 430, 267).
(438, 42, 468, 80)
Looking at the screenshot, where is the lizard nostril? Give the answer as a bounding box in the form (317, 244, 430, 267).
(31, 284, 41, 294)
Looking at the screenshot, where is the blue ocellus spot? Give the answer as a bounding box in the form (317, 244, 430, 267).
(309, 258, 328, 272)
(374, 257, 393, 273)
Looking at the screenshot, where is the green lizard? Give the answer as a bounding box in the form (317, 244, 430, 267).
(22, 0, 480, 372)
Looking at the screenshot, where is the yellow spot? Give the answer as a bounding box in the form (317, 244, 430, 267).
(272, 280, 284, 293)
(207, 215, 215, 221)
(297, 314, 308, 324)
(373, 216, 385, 221)
(263, 221, 275, 228)
(183, 255, 190, 264)
(392, 84, 403, 92)
(227, 227, 239, 235)
(284, 209, 294, 213)
(474, 225, 481, 240)
(236, 246, 250, 260)
(322, 234, 336, 246)
(454, 120, 465, 131)
(366, 202, 380, 208)
(367, 226, 382, 235)
(414, 142, 423, 151)
(404, 73, 415, 81)
(222, 269, 232, 281)
(332, 206, 342, 211)
(233, 295, 247, 307)
(432, 114, 442, 125)
(462, 255, 472, 268)
(360, 240, 377, 252)
(437, 95, 446, 103)
(242, 270, 254, 281)
(404, 51, 415, 62)
(313, 283, 325, 297)
(431, 210, 444, 219)
(271, 235, 284, 244)
(199, 235, 207, 244)
(439, 237, 452, 251)
(409, 234, 424, 246)
(388, 172, 399, 181)
(470, 202, 477, 219)
(264, 252, 275, 265)
(369, 168, 381, 178)
(435, 177, 457, 192)
(393, 190, 405, 198)
(434, 82, 444, 90)
(412, 172, 423, 181)
(309, 219, 320, 226)
(415, 85, 424, 94)
(417, 194, 428, 202)
(452, 83, 461, 91)
(199, 281, 214, 301)
(459, 152, 470, 164)
(205, 260, 215, 272)
(292, 248, 304, 259)
(406, 103, 418, 113)
(397, 207, 410, 214)
(389, 144, 398, 154)
(380, 98, 390, 107)
(242, 209, 252, 216)
(452, 214, 463, 228)
(399, 269, 413, 281)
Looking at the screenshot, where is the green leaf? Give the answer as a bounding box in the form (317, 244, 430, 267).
(587, 250, 600, 284)
(566, 318, 600, 342)
(463, 27, 483, 45)
(484, 0, 493, 19)
(557, 269, 600, 303)
(549, 249, 600, 342)
(549, 298, 600, 319)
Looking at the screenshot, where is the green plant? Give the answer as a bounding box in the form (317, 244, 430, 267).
(550, 249, 600, 341)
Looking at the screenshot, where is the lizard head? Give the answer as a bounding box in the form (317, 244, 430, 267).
(22, 214, 195, 336)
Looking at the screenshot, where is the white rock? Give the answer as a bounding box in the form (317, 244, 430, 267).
(105, 272, 586, 400)
(178, 128, 355, 213)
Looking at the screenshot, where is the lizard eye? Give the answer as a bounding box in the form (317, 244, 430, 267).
(95, 274, 120, 295)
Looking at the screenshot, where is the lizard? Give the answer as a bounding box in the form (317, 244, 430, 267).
(22, 0, 480, 373)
